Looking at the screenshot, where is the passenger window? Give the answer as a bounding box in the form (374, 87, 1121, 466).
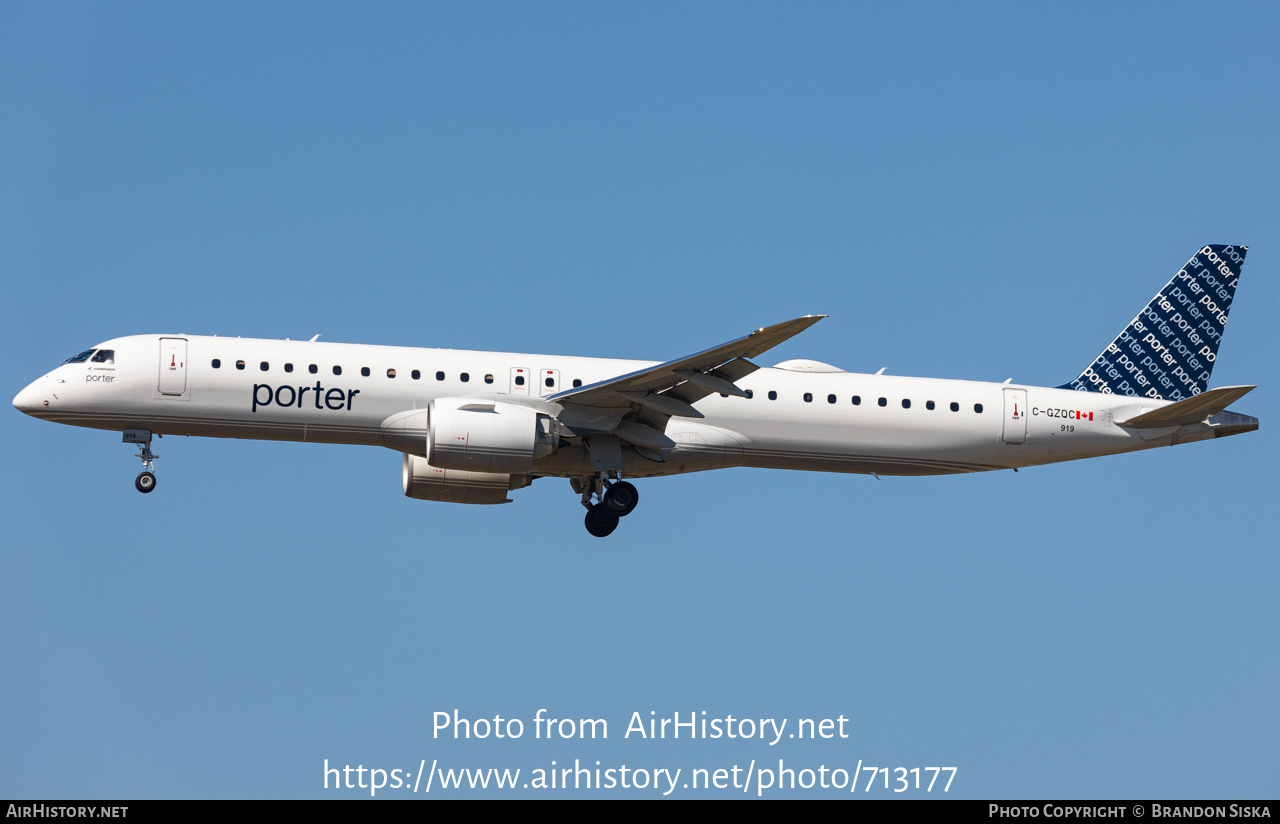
(412, 370, 421, 380)
(573, 379, 582, 388)
(974, 403, 984, 413)
(212, 359, 221, 369)
(484, 374, 494, 384)
(768, 390, 778, 400)
(309, 364, 318, 374)
(333, 365, 342, 376)
(803, 393, 813, 403)
(545, 377, 555, 388)
(852, 395, 861, 405)
(878, 397, 887, 407)
(260, 362, 269, 371)
(387, 369, 396, 378)
(436, 371, 445, 381)
(236, 360, 246, 370)
(91, 350, 115, 364)
(926, 400, 935, 410)
(284, 363, 293, 373)
(361, 367, 370, 377)
(460, 372, 470, 382)
(902, 399, 911, 409)
(63, 349, 96, 364)
(827, 394, 836, 404)
(745, 389, 754, 399)
(950, 402, 959, 412)
(515, 375, 525, 386)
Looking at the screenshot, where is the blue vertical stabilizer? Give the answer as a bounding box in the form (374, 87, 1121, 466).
(1059, 245, 1246, 401)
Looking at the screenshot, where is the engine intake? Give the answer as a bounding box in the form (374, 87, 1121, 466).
(428, 397, 559, 473)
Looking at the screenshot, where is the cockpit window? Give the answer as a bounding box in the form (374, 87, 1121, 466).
(64, 349, 96, 364)
(91, 350, 115, 364)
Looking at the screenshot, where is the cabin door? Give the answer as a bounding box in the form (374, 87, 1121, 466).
(158, 338, 188, 396)
(1002, 388, 1027, 444)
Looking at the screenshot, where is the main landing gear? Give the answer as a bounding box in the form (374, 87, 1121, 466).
(575, 474, 640, 538)
(124, 429, 158, 494)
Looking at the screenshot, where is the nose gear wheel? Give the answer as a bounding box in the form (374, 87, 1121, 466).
(126, 430, 159, 494)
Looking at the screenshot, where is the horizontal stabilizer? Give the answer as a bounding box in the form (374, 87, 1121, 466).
(1116, 385, 1256, 428)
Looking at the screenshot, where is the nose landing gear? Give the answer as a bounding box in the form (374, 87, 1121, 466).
(124, 429, 158, 494)
(574, 475, 641, 537)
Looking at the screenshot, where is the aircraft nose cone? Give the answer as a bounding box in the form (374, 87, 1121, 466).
(13, 379, 47, 415)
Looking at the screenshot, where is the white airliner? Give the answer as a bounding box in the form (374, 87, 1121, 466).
(13, 245, 1258, 537)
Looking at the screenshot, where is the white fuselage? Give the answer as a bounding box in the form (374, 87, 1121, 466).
(13, 333, 1210, 481)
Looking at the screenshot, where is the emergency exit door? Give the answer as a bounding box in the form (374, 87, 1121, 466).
(509, 367, 530, 396)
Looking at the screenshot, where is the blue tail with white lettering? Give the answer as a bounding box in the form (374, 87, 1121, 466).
(1059, 245, 1246, 401)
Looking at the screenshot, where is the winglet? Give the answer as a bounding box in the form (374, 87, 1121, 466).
(741, 315, 827, 358)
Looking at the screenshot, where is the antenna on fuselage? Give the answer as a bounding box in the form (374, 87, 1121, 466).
(309, 334, 321, 342)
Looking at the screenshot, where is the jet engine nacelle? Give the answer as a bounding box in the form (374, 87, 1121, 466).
(402, 453, 531, 505)
(427, 397, 559, 473)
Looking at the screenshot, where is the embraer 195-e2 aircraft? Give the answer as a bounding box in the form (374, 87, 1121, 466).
(13, 245, 1259, 537)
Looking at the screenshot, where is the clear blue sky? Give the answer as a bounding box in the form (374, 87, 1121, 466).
(2, 2, 1276, 798)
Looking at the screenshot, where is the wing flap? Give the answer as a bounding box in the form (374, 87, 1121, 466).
(618, 390, 705, 418)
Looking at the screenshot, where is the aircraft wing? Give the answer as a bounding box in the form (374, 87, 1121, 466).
(547, 315, 825, 450)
